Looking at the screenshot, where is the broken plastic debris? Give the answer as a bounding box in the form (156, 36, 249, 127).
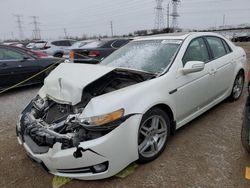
(245, 167, 250, 180)
(52, 176, 72, 188)
(115, 163, 138, 178)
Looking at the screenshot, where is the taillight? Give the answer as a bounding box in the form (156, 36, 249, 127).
(69, 51, 74, 60)
(43, 46, 51, 50)
(88, 50, 100, 57)
(43, 43, 50, 50)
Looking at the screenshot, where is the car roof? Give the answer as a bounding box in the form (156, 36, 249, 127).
(133, 32, 222, 41)
(48, 39, 76, 42)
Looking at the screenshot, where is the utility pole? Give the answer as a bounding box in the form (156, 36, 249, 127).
(11, 32, 14, 40)
(64, 28, 68, 38)
(167, 3, 170, 29)
(171, 0, 180, 32)
(154, 0, 165, 30)
(110, 21, 114, 37)
(13, 14, 24, 40)
(31, 16, 41, 40)
(223, 14, 226, 27)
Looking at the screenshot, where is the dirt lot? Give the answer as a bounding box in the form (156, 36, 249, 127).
(1, 43, 250, 188)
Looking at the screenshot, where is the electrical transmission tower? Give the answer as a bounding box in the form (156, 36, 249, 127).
(31, 16, 41, 40)
(171, 0, 180, 31)
(154, 0, 165, 30)
(13, 14, 24, 40)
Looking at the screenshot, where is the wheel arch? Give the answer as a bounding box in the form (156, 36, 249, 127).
(146, 103, 176, 135)
(238, 68, 245, 79)
(53, 51, 64, 56)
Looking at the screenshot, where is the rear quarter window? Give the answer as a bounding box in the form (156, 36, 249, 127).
(111, 40, 130, 49)
(221, 39, 232, 54)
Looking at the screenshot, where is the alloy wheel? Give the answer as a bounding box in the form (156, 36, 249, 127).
(233, 74, 244, 99)
(138, 115, 168, 158)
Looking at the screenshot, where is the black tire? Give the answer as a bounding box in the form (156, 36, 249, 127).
(54, 53, 63, 58)
(241, 105, 250, 153)
(137, 107, 170, 163)
(228, 71, 244, 101)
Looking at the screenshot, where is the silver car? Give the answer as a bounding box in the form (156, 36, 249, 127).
(41, 39, 76, 58)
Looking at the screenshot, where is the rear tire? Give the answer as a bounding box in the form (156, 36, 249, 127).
(137, 108, 170, 163)
(54, 53, 63, 58)
(228, 71, 244, 101)
(241, 106, 250, 153)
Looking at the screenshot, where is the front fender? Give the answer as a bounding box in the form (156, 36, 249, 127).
(81, 77, 176, 119)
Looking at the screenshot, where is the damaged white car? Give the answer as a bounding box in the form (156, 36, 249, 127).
(17, 32, 247, 180)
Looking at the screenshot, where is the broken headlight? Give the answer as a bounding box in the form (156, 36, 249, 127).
(77, 108, 125, 128)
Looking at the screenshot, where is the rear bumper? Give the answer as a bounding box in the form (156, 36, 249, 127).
(17, 114, 142, 180)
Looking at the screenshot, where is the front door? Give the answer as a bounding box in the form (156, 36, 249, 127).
(174, 37, 216, 126)
(0, 47, 42, 89)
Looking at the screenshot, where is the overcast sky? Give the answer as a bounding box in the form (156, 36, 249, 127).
(0, 0, 250, 40)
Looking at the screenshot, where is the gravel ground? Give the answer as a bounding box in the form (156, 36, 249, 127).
(1, 43, 250, 188)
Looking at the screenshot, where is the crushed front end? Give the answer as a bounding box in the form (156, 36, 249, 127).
(16, 94, 142, 180)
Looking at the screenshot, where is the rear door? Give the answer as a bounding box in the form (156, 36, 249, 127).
(205, 36, 235, 98)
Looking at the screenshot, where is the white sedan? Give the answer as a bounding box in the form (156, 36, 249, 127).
(17, 32, 247, 180)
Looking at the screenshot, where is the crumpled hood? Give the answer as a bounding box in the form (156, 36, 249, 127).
(39, 63, 115, 105)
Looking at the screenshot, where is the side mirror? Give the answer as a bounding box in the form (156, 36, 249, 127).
(20, 56, 31, 62)
(182, 61, 205, 74)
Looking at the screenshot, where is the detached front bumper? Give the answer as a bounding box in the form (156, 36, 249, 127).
(17, 114, 142, 180)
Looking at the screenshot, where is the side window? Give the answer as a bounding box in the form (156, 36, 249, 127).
(52, 41, 68, 46)
(51, 41, 60, 46)
(206, 37, 227, 59)
(69, 40, 76, 45)
(112, 40, 129, 48)
(61, 41, 71, 46)
(0, 48, 24, 60)
(182, 38, 210, 65)
(222, 39, 232, 54)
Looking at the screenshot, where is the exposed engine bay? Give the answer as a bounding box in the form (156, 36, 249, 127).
(17, 69, 155, 153)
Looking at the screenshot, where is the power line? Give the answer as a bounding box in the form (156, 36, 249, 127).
(13, 14, 24, 40)
(30, 16, 41, 40)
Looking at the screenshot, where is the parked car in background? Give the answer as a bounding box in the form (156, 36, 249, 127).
(26, 40, 47, 50)
(17, 32, 246, 180)
(68, 40, 94, 50)
(9, 45, 49, 58)
(3, 41, 29, 48)
(0, 45, 62, 91)
(232, 34, 250, 42)
(69, 38, 131, 64)
(241, 70, 250, 153)
(40, 39, 76, 58)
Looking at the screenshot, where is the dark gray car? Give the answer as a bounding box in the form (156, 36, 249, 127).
(69, 39, 131, 64)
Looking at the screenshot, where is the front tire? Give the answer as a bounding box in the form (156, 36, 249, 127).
(229, 71, 244, 101)
(138, 108, 170, 163)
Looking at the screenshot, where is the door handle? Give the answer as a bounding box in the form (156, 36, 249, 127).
(18, 65, 22, 68)
(209, 69, 217, 75)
